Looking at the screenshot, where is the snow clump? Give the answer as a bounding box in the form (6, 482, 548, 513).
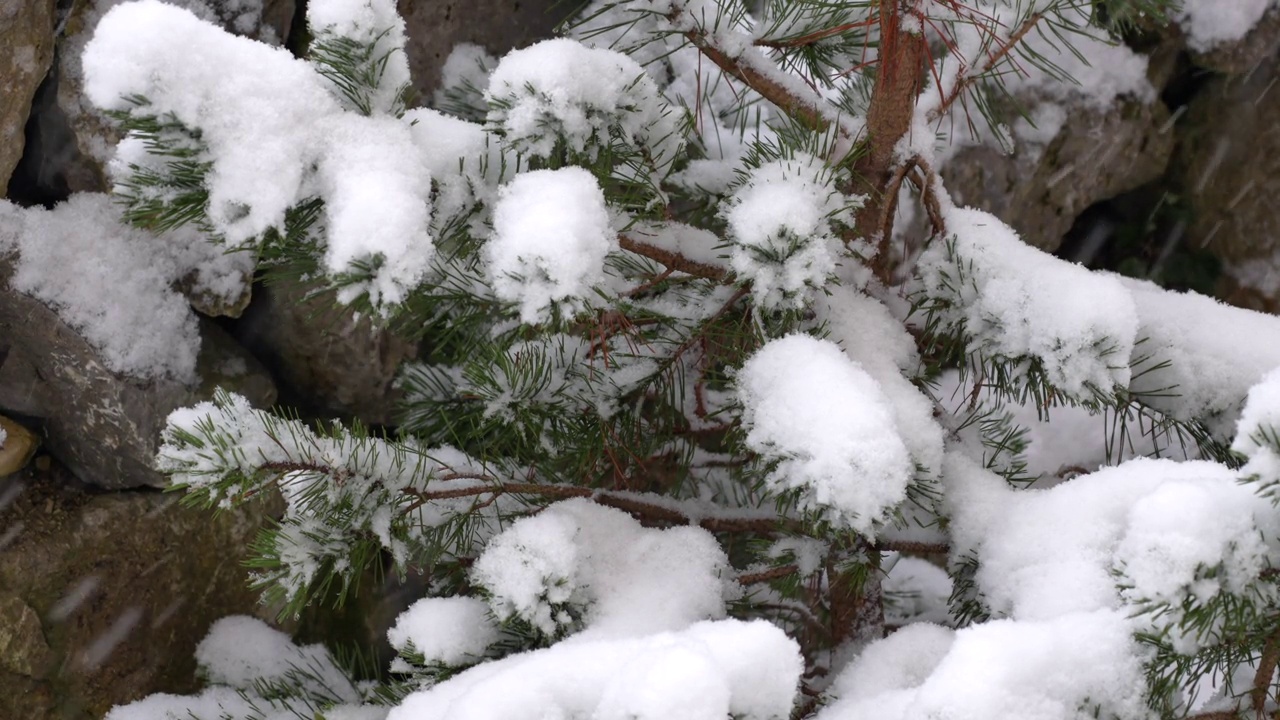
(721, 155, 856, 309)
(0, 194, 253, 381)
(486, 167, 615, 324)
(83, 0, 433, 307)
(485, 38, 682, 169)
(915, 206, 1139, 398)
(737, 334, 914, 536)
(388, 618, 802, 720)
(470, 498, 734, 638)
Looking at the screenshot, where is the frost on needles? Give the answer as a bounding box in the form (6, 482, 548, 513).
(75, 0, 1280, 719)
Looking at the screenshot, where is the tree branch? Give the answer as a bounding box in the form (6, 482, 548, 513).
(753, 17, 876, 49)
(877, 539, 949, 554)
(738, 564, 801, 585)
(618, 233, 728, 282)
(926, 11, 1045, 123)
(1252, 626, 1280, 719)
(676, 12, 835, 136)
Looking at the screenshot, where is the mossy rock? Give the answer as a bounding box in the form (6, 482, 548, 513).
(0, 461, 273, 718)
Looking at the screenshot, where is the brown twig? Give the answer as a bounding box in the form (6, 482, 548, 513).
(618, 233, 728, 282)
(876, 539, 949, 555)
(906, 158, 947, 235)
(737, 564, 801, 585)
(878, 155, 921, 244)
(679, 27, 834, 135)
(1253, 627, 1280, 719)
(926, 11, 1045, 123)
(754, 17, 876, 49)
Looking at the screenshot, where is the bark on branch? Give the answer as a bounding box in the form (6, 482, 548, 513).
(618, 233, 729, 282)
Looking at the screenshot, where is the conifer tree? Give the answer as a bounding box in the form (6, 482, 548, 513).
(80, 0, 1280, 718)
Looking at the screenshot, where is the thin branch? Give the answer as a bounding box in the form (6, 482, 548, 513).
(754, 17, 876, 49)
(394, 473, 790, 535)
(1252, 626, 1280, 720)
(677, 19, 835, 135)
(619, 233, 729, 282)
(876, 539, 949, 554)
(906, 157, 947, 236)
(926, 11, 1045, 123)
(879, 155, 921, 244)
(738, 564, 801, 585)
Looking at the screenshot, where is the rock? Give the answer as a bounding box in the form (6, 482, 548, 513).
(1189, 7, 1280, 76)
(943, 98, 1175, 252)
(0, 0, 56, 195)
(1177, 54, 1280, 312)
(20, 0, 296, 199)
(0, 415, 39, 476)
(0, 593, 54, 677)
(0, 461, 273, 719)
(0, 256, 277, 489)
(398, 0, 582, 100)
(233, 278, 415, 426)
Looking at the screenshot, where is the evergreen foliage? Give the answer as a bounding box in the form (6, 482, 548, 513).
(82, 0, 1280, 718)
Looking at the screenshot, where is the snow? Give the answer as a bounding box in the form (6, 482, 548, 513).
(196, 616, 360, 701)
(0, 194, 252, 381)
(315, 113, 434, 305)
(1175, 0, 1276, 52)
(387, 596, 500, 666)
(825, 622, 955, 701)
(486, 167, 614, 324)
(883, 556, 952, 626)
(1235, 367, 1280, 487)
(106, 617, 382, 720)
(83, 0, 434, 307)
(485, 38, 681, 169)
(1124, 277, 1280, 437)
(916, 206, 1139, 399)
(819, 611, 1149, 720)
(159, 391, 500, 599)
(944, 451, 1278, 651)
(816, 288, 945, 480)
(821, 448, 1277, 720)
(434, 42, 497, 118)
(387, 619, 802, 720)
(908, 1, 1154, 169)
(720, 155, 855, 309)
(307, 0, 410, 114)
(402, 107, 503, 234)
(737, 335, 914, 535)
(1115, 479, 1276, 650)
(470, 499, 733, 638)
(623, 221, 730, 273)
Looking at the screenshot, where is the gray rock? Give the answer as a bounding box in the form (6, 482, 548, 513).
(1190, 7, 1280, 76)
(1177, 53, 1280, 312)
(0, 0, 56, 194)
(0, 256, 276, 490)
(943, 98, 1175, 252)
(233, 278, 415, 426)
(398, 0, 583, 100)
(0, 462, 273, 719)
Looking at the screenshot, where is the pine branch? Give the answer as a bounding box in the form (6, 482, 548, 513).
(673, 10, 837, 136)
(618, 233, 729, 282)
(925, 11, 1046, 122)
(1252, 627, 1280, 720)
(737, 565, 801, 585)
(753, 17, 877, 49)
